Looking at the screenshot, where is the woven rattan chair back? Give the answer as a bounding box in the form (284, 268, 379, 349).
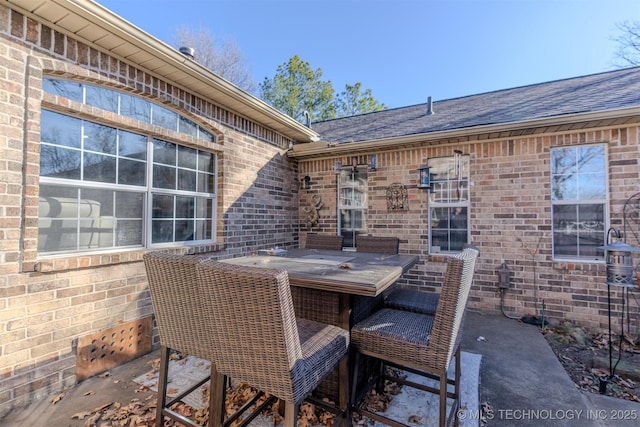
(429, 247, 479, 370)
(196, 260, 350, 427)
(143, 252, 212, 359)
(143, 251, 223, 427)
(350, 247, 479, 427)
(356, 236, 399, 254)
(198, 261, 301, 401)
(304, 234, 344, 250)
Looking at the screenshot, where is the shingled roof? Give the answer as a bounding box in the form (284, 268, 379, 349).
(310, 66, 640, 144)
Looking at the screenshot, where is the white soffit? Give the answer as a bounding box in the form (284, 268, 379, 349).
(5, 0, 318, 143)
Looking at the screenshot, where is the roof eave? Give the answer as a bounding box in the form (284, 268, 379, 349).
(288, 107, 640, 159)
(5, 0, 319, 143)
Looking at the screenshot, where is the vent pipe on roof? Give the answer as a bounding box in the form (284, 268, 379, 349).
(426, 96, 434, 115)
(179, 46, 195, 60)
(303, 110, 311, 128)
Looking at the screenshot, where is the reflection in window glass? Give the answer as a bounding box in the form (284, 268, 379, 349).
(42, 78, 216, 143)
(85, 85, 119, 114)
(39, 81, 217, 254)
(338, 168, 368, 249)
(120, 93, 151, 123)
(428, 155, 470, 253)
(551, 144, 606, 261)
(43, 79, 82, 102)
(84, 122, 117, 154)
(151, 105, 178, 131)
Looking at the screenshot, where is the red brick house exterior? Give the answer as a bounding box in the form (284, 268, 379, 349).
(1, 0, 639, 417)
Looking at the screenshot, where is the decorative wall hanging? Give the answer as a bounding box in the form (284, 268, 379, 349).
(386, 183, 408, 211)
(304, 194, 324, 227)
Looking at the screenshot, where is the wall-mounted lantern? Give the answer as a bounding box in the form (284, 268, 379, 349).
(370, 154, 377, 171)
(418, 165, 431, 189)
(301, 175, 311, 190)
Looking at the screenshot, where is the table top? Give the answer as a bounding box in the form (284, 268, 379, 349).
(222, 249, 419, 297)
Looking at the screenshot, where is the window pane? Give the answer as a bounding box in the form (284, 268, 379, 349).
(120, 93, 151, 123)
(195, 219, 211, 240)
(116, 220, 143, 246)
(178, 169, 197, 191)
(175, 219, 194, 241)
(198, 151, 215, 173)
(153, 139, 176, 166)
(41, 110, 82, 148)
(198, 127, 215, 142)
(152, 220, 173, 243)
(553, 204, 605, 259)
(40, 145, 81, 179)
(151, 105, 177, 130)
(175, 196, 195, 218)
(178, 145, 198, 169)
(119, 158, 146, 186)
(116, 191, 144, 218)
(431, 207, 470, 252)
(179, 116, 198, 138)
(38, 186, 79, 253)
(153, 164, 176, 189)
(552, 145, 605, 201)
(152, 194, 175, 218)
(198, 172, 215, 193)
(84, 153, 116, 183)
(85, 85, 119, 114)
(118, 130, 147, 160)
(84, 122, 117, 154)
(43, 78, 83, 102)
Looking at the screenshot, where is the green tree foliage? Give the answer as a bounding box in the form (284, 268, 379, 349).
(259, 55, 335, 123)
(335, 82, 387, 118)
(260, 55, 387, 123)
(611, 20, 640, 67)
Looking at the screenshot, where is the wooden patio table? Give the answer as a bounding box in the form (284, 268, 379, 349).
(222, 248, 419, 401)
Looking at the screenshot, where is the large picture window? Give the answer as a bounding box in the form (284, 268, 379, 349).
(551, 144, 607, 261)
(428, 154, 470, 253)
(39, 80, 217, 256)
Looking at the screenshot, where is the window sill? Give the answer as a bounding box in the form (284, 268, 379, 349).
(29, 243, 224, 273)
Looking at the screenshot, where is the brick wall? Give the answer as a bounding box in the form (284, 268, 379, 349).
(0, 6, 299, 415)
(299, 128, 640, 331)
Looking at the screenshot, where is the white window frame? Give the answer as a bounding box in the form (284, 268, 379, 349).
(428, 154, 470, 254)
(39, 80, 217, 256)
(551, 143, 608, 262)
(337, 166, 368, 250)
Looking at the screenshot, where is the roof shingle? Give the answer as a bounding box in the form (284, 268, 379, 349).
(311, 67, 640, 143)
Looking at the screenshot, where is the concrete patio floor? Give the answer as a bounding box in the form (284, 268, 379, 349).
(2, 311, 639, 426)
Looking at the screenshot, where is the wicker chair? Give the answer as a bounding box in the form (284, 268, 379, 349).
(356, 235, 399, 254)
(196, 260, 350, 427)
(350, 247, 479, 427)
(384, 244, 479, 315)
(304, 234, 344, 250)
(143, 252, 226, 427)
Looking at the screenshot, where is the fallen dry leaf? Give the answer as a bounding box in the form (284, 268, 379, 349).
(408, 414, 422, 424)
(49, 393, 65, 404)
(71, 411, 92, 420)
(83, 390, 95, 396)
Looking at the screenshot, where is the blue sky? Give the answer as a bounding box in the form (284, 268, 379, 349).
(96, 0, 639, 109)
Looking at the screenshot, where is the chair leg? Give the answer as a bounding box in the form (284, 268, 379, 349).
(439, 372, 447, 427)
(208, 366, 226, 427)
(156, 346, 170, 427)
(284, 401, 299, 427)
(453, 347, 461, 427)
(338, 355, 350, 427)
